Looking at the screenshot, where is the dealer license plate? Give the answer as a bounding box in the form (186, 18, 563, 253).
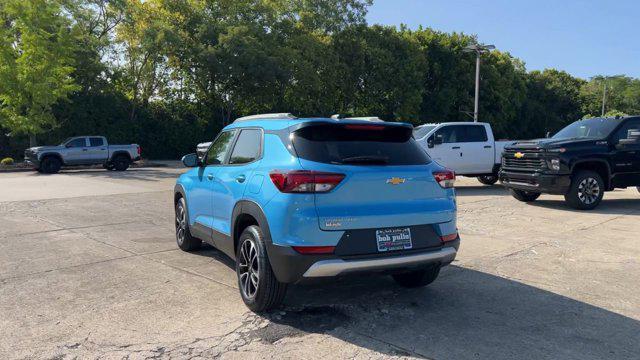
(376, 228, 412, 252)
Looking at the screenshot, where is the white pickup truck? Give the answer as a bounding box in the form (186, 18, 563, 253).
(24, 136, 141, 174)
(413, 122, 515, 185)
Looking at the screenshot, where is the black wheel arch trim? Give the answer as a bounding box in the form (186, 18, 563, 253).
(110, 150, 132, 161)
(570, 158, 612, 188)
(39, 152, 64, 164)
(231, 200, 273, 247)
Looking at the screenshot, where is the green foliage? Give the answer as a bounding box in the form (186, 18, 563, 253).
(0, 0, 79, 136)
(0, 0, 638, 158)
(0, 157, 14, 165)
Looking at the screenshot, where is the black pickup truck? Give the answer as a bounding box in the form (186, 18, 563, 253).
(500, 116, 640, 210)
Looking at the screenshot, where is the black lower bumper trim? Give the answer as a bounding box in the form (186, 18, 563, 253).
(500, 170, 571, 195)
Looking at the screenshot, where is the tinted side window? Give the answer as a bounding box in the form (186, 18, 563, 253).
(462, 125, 488, 142)
(206, 130, 237, 165)
(89, 137, 104, 147)
(613, 120, 640, 143)
(435, 126, 461, 143)
(66, 138, 86, 148)
(229, 129, 261, 164)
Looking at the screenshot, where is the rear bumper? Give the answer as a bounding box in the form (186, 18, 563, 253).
(303, 246, 457, 277)
(499, 170, 571, 195)
(266, 237, 459, 284)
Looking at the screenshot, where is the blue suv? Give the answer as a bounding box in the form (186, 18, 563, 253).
(174, 114, 459, 311)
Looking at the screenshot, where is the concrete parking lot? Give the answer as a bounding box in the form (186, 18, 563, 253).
(1, 167, 639, 359)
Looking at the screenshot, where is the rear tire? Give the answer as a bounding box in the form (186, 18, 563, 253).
(392, 265, 441, 288)
(477, 175, 499, 185)
(175, 197, 201, 251)
(509, 189, 541, 202)
(236, 225, 287, 312)
(40, 157, 61, 174)
(112, 155, 130, 171)
(564, 171, 604, 210)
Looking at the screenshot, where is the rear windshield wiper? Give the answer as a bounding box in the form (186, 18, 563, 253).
(340, 155, 389, 164)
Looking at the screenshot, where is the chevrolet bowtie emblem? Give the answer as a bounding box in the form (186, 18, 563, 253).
(386, 177, 406, 185)
(514, 152, 525, 159)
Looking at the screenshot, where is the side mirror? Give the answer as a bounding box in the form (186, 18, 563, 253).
(434, 134, 444, 145)
(427, 137, 434, 149)
(181, 153, 200, 167)
(65, 143, 72, 148)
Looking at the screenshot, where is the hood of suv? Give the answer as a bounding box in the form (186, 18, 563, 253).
(505, 138, 599, 151)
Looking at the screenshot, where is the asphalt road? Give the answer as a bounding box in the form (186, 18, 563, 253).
(1, 167, 639, 359)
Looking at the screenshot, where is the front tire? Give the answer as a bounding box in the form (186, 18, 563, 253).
(175, 197, 201, 251)
(236, 225, 287, 312)
(509, 189, 541, 202)
(392, 265, 441, 288)
(477, 175, 499, 185)
(564, 171, 604, 210)
(40, 157, 61, 174)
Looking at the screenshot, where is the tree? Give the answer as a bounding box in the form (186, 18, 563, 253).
(0, 0, 79, 146)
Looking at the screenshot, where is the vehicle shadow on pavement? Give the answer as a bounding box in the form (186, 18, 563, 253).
(528, 197, 640, 215)
(455, 184, 510, 197)
(49, 168, 182, 182)
(264, 265, 640, 359)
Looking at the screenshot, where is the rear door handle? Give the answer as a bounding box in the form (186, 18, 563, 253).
(236, 175, 246, 183)
(452, 146, 461, 149)
(484, 145, 492, 149)
(207, 174, 214, 180)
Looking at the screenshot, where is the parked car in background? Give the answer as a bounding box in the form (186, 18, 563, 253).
(413, 122, 515, 185)
(175, 113, 459, 311)
(500, 116, 640, 210)
(24, 136, 141, 174)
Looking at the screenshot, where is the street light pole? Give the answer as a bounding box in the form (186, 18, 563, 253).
(601, 80, 607, 117)
(463, 43, 495, 122)
(474, 54, 481, 122)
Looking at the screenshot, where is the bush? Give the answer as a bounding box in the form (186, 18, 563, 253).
(1, 157, 15, 166)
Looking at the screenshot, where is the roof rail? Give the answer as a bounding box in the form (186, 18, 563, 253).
(233, 113, 297, 123)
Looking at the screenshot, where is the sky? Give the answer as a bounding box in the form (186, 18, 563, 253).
(367, 0, 640, 79)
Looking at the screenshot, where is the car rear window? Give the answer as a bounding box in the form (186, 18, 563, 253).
(292, 124, 431, 165)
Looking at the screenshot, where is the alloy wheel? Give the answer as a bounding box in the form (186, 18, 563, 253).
(238, 239, 259, 299)
(175, 203, 186, 246)
(577, 177, 600, 205)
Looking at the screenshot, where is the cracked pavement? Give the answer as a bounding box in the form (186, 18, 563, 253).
(1, 168, 639, 359)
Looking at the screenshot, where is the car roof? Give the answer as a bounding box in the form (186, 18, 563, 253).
(224, 117, 413, 131)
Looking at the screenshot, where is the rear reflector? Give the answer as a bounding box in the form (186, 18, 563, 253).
(292, 246, 335, 255)
(269, 170, 345, 193)
(433, 169, 456, 188)
(440, 233, 458, 242)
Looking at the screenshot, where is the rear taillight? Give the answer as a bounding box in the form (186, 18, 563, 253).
(292, 246, 335, 254)
(137, 146, 141, 156)
(433, 169, 455, 188)
(269, 170, 345, 193)
(440, 233, 458, 242)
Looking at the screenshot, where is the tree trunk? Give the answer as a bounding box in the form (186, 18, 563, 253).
(29, 134, 37, 147)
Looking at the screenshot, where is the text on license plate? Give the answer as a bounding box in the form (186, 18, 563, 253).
(376, 228, 412, 252)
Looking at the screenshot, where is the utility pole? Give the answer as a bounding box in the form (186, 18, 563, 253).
(601, 81, 607, 117)
(463, 43, 495, 122)
(598, 75, 623, 117)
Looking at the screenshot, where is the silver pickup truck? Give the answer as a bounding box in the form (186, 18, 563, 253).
(24, 136, 141, 174)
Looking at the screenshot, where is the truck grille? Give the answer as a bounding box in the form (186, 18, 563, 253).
(502, 150, 545, 171)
